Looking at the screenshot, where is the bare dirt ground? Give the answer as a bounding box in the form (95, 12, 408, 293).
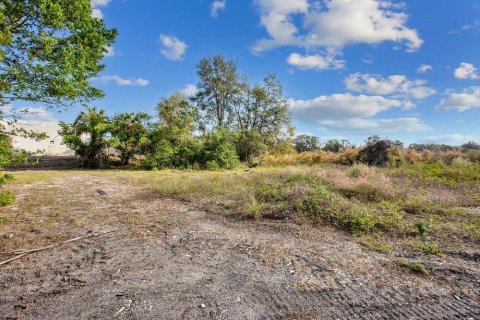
(0, 172, 479, 320)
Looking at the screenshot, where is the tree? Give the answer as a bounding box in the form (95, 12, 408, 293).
(0, 0, 117, 107)
(59, 107, 112, 168)
(110, 112, 151, 165)
(143, 94, 200, 169)
(365, 135, 381, 146)
(234, 74, 293, 161)
(461, 141, 480, 151)
(193, 55, 243, 129)
(323, 139, 353, 152)
(294, 134, 320, 153)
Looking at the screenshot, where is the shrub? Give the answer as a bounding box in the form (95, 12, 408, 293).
(58, 107, 113, 169)
(415, 221, 428, 236)
(0, 191, 15, 206)
(199, 129, 240, 170)
(245, 197, 265, 220)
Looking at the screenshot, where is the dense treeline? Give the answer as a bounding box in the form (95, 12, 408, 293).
(59, 55, 294, 169)
(59, 56, 480, 170)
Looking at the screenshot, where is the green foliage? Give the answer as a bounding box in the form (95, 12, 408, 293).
(415, 221, 428, 236)
(294, 134, 320, 153)
(323, 139, 353, 152)
(400, 259, 428, 274)
(245, 196, 264, 220)
(0, 190, 15, 206)
(194, 55, 242, 128)
(461, 141, 480, 151)
(141, 94, 201, 169)
(0, 0, 117, 107)
(199, 129, 240, 170)
(411, 240, 442, 255)
(398, 161, 480, 183)
(59, 107, 112, 168)
(110, 112, 151, 165)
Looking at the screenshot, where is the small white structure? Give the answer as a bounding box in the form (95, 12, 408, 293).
(2, 120, 74, 156)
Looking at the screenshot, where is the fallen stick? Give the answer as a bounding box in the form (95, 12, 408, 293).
(0, 230, 116, 267)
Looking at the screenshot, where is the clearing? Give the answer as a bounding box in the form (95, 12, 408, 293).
(0, 169, 479, 319)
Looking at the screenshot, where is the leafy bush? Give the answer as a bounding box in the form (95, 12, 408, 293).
(59, 107, 113, 169)
(199, 129, 240, 170)
(415, 221, 428, 236)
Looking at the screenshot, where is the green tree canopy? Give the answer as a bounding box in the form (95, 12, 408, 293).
(194, 55, 243, 129)
(294, 134, 320, 153)
(0, 0, 117, 107)
(59, 107, 112, 168)
(110, 112, 151, 165)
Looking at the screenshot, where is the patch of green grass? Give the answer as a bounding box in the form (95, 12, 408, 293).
(245, 197, 265, 220)
(10, 171, 66, 184)
(410, 240, 442, 256)
(360, 235, 393, 253)
(397, 161, 480, 184)
(400, 259, 428, 275)
(0, 191, 15, 206)
(415, 221, 428, 236)
(0, 216, 7, 224)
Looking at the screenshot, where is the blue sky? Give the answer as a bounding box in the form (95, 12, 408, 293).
(27, 0, 480, 145)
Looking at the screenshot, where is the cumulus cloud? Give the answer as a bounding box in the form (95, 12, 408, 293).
(253, 0, 422, 54)
(417, 64, 432, 74)
(418, 134, 478, 146)
(454, 62, 479, 80)
(344, 73, 436, 100)
(287, 52, 345, 70)
(211, 0, 226, 18)
(320, 118, 430, 133)
(180, 84, 198, 97)
(436, 87, 480, 112)
(160, 34, 188, 61)
(91, 0, 112, 19)
(98, 75, 149, 87)
(289, 93, 429, 133)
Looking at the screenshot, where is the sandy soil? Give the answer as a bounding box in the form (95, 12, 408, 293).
(0, 172, 479, 320)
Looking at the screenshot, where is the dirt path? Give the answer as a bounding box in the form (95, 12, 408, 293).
(0, 173, 479, 320)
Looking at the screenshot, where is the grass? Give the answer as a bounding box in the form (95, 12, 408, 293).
(8, 171, 66, 184)
(399, 259, 428, 275)
(106, 163, 479, 256)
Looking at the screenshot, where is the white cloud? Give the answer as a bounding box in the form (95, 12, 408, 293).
(320, 118, 430, 133)
(159, 34, 188, 61)
(180, 84, 198, 97)
(253, 0, 422, 54)
(289, 93, 429, 133)
(291, 94, 404, 121)
(0, 105, 57, 122)
(454, 62, 479, 80)
(91, 0, 111, 19)
(98, 75, 149, 87)
(104, 46, 115, 57)
(417, 64, 432, 74)
(418, 134, 478, 146)
(211, 0, 226, 18)
(436, 87, 480, 112)
(287, 52, 345, 70)
(344, 73, 436, 100)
